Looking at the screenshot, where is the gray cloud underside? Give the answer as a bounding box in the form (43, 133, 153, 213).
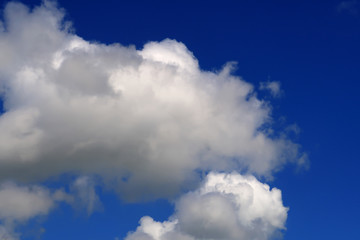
(0, 2, 305, 201)
(0, 1, 307, 239)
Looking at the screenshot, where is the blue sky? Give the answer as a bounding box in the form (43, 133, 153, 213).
(0, 0, 359, 239)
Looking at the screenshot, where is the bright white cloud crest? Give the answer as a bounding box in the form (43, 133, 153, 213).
(0, 1, 304, 239)
(126, 172, 288, 240)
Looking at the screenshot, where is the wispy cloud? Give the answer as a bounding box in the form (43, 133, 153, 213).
(337, 0, 359, 15)
(260, 81, 282, 98)
(0, 182, 70, 239)
(70, 176, 102, 215)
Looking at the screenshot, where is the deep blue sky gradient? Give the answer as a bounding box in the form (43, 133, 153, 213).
(1, 0, 359, 239)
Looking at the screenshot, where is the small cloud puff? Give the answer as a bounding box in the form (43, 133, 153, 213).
(260, 81, 282, 98)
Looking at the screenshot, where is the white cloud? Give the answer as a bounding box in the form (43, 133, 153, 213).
(260, 81, 282, 97)
(0, 2, 305, 202)
(126, 172, 288, 240)
(0, 1, 310, 239)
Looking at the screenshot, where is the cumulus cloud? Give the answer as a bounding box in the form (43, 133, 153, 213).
(0, 1, 308, 239)
(0, 1, 305, 203)
(126, 172, 288, 240)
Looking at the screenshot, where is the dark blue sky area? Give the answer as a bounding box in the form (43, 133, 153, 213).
(1, 0, 359, 239)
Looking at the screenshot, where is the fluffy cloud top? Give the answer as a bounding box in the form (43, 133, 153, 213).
(126, 172, 288, 240)
(0, 1, 305, 202)
(0, 1, 307, 239)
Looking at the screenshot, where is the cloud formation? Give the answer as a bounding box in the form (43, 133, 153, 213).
(0, 1, 305, 202)
(0, 176, 101, 239)
(126, 172, 288, 240)
(0, 183, 55, 222)
(0, 1, 307, 239)
(260, 81, 282, 98)
(70, 176, 102, 215)
(0, 182, 69, 239)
